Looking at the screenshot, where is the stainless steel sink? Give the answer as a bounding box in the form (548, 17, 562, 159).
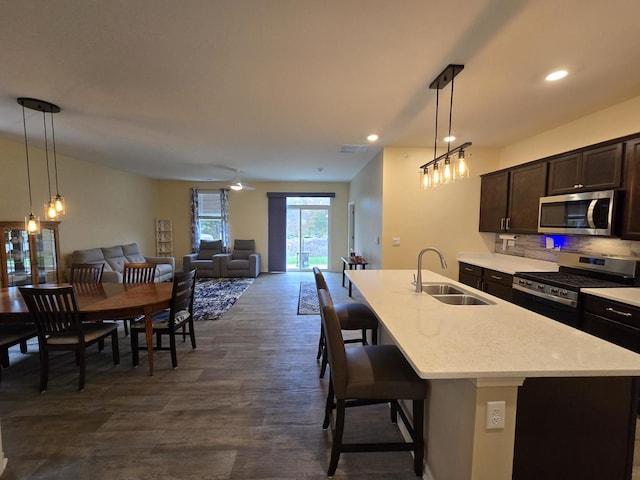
(420, 283, 465, 295)
(431, 294, 495, 305)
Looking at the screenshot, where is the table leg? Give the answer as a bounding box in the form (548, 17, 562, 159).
(144, 306, 154, 376)
(348, 280, 353, 297)
(342, 262, 346, 287)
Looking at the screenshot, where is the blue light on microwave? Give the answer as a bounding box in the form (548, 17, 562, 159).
(546, 235, 566, 249)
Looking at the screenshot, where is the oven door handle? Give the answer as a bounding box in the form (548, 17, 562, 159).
(512, 283, 577, 308)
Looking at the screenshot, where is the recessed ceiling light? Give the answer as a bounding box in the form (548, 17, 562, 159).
(545, 70, 568, 82)
(443, 135, 456, 143)
(367, 133, 379, 142)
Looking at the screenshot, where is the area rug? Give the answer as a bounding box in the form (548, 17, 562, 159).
(297, 282, 319, 315)
(193, 278, 254, 320)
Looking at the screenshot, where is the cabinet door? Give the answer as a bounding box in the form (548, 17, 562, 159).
(507, 162, 548, 233)
(621, 138, 640, 240)
(547, 152, 581, 195)
(0, 221, 60, 288)
(483, 268, 513, 302)
(479, 171, 509, 232)
(580, 143, 622, 191)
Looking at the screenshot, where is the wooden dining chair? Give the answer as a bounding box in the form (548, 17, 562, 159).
(123, 262, 156, 284)
(19, 286, 120, 392)
(69, 262, 105, 284)
(130, 269, 197, 369)
(117, 262, 157, 336)
(318, 288, 428, 477)
(313, 266, 378, 378)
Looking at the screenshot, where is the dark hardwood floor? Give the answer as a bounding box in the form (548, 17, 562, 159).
(0, 272, 419, 480)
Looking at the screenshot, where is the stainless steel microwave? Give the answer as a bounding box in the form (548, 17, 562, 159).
(538, 190, 616, 236)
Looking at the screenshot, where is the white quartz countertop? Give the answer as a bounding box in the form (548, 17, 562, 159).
(457, 252, 558, 275)
(346, 269, 640, 380)
(581, 288, 640, 308)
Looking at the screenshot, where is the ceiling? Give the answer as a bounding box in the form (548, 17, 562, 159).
(1, 0, 639, 184)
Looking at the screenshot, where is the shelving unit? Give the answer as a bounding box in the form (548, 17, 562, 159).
(155, 219, 173, 257)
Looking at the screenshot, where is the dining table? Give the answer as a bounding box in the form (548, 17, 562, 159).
(0, 282, 173, 375)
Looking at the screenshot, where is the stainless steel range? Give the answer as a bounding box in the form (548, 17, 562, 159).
(512, 252, 639, 328)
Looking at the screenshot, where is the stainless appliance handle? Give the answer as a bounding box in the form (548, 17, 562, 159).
(605, 307, 632, 318)
(586, 199, 598, 229)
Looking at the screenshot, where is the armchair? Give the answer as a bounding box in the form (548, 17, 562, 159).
(218, 239, 261, 278)
(183, 240, 224, 278)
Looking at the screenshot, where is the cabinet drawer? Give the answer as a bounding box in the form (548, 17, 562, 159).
(459, 262, 482, 277)
(582, 294, 640, 329)
(582, 312, 640, 354)
(484, 269, 513, 287)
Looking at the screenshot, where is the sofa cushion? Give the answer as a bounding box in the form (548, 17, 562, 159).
(126, 253, 147, 263)
(121, 243, 141, 256)
(105, 256, 128, 273)
(231, 240, 255, 260)
(102, 246, 125, 259)
(71, 248, 113, 271)
(198, 240, 223, 259)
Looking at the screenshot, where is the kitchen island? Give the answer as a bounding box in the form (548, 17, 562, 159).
(346, 269, 640, 480)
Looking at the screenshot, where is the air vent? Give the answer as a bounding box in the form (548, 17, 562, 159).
(340, 145, 368, 154)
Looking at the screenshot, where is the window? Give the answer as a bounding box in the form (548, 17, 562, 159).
(197, 191, 223, 241)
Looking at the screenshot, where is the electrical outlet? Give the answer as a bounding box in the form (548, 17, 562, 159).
(486, 401, 505, 429)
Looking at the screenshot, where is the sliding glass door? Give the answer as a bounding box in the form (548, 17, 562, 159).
(286, 197, 330, 271)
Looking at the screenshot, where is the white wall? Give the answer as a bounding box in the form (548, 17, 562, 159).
(154, 179, 350, 272)
(0, 137, 156, 267)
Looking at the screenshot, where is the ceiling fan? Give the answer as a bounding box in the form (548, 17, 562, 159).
(227, 169, 255, 191)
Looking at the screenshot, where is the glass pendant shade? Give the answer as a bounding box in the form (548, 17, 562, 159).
(45, 201, 58, 220)
(442, 156, 452, 184)
(25, 214, 40, 235)
(53, 194, 65, 215)
(456, 150, 469, 179)
(432, 162, 441, 186)
(421, 167, 431, 189)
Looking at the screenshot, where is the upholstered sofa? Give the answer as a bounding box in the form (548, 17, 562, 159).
(69, 243, 174, 283)
(183, 240, 225, 278)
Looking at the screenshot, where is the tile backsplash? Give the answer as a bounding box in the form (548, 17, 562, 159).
(493, 234, 640, 262)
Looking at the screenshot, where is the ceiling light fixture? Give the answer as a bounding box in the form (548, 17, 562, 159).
(420, 64, 472, 189)
(545, 70, 568, 82)
(18, 97, 65, 226)
(367, 133, 379, 142)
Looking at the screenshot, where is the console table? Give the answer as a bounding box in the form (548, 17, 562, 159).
(340, 256, 367, 297)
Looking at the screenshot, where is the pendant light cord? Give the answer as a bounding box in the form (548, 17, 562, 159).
(50, 110, 60, 195)
(43, 110, 53, 201)
(21, 104, 34, 214)
(447, 76, 455, 155)
(433, 88, 439, 161)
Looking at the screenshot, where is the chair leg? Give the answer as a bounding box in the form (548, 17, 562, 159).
(319, 344, 328, 379)
(317, 325, 325, 360)
(188, 320, 196, 349)
(371, 327, 378, 345)
(19, 339, 28, 354)
(39, 348, 49, 393)
(361, 328, 368, 345)
(169, 332, 178, 368)
(327, 398, 346, 477)
(78, 349, 86, 392)
(323, 374, 335, 429)
(1, 348, 9, 368)
(111, 331, 120, 365)
(131, 330, 139, 367)
(412, 399, 425, 477)
(390, 399, 398, 424)
(123, 319, 129, 337)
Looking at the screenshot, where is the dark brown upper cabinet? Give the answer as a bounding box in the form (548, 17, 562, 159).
(547, 143, 623, 195)
(620, 137, 640, 240)
(479, 162, 547, 234)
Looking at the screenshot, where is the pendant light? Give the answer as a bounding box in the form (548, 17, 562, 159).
(19, 100, 40, 235)
(17, 98, 63, 227)
(419, 64, 472, 186)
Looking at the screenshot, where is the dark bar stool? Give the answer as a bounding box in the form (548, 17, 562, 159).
(318, 288, 428, 477)
(312, 266, 378, 378)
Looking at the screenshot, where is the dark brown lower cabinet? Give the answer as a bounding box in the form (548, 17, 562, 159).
(513, 376, 638, 480)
